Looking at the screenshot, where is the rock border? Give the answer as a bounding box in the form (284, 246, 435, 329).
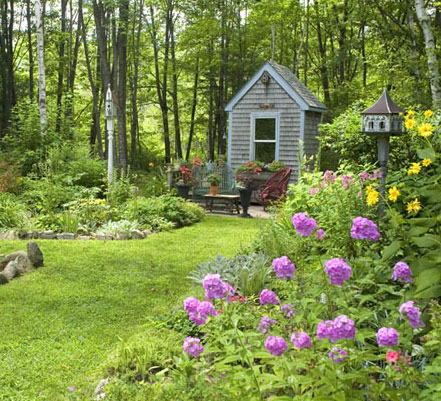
(0, 229, 153, 241)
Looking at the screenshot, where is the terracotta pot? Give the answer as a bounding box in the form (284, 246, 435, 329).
(209, 185, 219, 195)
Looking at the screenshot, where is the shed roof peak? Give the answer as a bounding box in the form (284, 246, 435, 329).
(362, 90, 405, 114)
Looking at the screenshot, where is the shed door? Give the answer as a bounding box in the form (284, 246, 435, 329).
(251, 113, 280, 164)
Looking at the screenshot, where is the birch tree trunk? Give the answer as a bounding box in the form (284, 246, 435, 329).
(35, 0, 47, 135)
(414, 0, 441, 107)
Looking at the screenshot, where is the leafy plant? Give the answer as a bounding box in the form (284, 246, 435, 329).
(267, 160, 285, 172)
(206, 173, 221, 186)
(97, 220, 139, 236)
(0, 192, 27, 230)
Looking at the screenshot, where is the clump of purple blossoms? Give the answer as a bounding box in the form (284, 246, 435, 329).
(392, 262, 414, 283)
(184, 296, 200, 313)
(314, 229, 327, 240)
(184, 297, 218, 326)
(317, 315, 355, 343)
(291, 212, 317, 237)
(325, 258, 352, 286)
(399, 301, 425, 329)
(202, 274, 233, 300)
(264, 335, 288, 356)
(322, 170, 337, 187)
(341, 175, 354, 189)
(183, 336, 204, 357)
(328, 347, 348, 362)
(351, 216, 381, 242)
(281, 303, 296, 318)
(272, 256, 296, 280)
(260, 289, 280, 305)
(198, 301, 218, 319)
(309, 187, 320, 196)
(258, 315, 278, 334)
(376, 327, 399, 347)
(291, 332, 312, 349)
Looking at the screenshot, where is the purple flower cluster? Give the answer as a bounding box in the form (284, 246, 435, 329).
(341, 175, 354, 189)
(351, 216, 381, 241)
(314, 229, 327, 240)
(291, 332, 312, 349)
(264, 335, 288, 356)
(376, 327, 399, 347)
(183, 336, 204, 357)
(281, 303, 296, 318)
(317, 315, 355, 343)
(184, 297, 218, 326)
(202, 274, 234, 300)
(291, 212, 318, 237)
(399, 301, 424, 329)
(258, 315, 278, 334)
(260, 289, 280, 305)
(309, 187, 320, 196)
(322, 170, 337, 187)
(272, 256, 296, 280)
(328, 347, 348, 362)
(392, 262, 413, 283)
(360, 170, 382, 185)
(325, 258, 352, 286)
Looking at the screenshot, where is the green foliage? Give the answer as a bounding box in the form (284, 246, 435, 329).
(0, 192, 27, 230)
(188, 253, 272, 297)
(124, 195, 205, 230)
(206, 173, 221, 186)
(97, 220, 139, 235)
(66, 198, 113, 233)
(267, 160, 285, 172)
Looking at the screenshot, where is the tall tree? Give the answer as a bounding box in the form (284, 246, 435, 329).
(35, 0, 47, 135)
(26, 0, 34, 101)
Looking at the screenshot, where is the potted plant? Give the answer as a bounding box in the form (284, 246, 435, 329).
(206, 173, 221, 195)
(175, 163, 194, 199)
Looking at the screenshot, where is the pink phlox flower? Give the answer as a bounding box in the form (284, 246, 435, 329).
(314, 228, 327, 240)
(183, 336, 204, 357)
(281, 303, 296, 318)
(202, 274, 232, 299)
(325, 258, 351, 286)
(259, 289, 280, 305)
(291, 332, 312, 349)
(376, 327, 399, 347)
(291, 212, 317, 237)
(264, 335, 288, 356)
(328, 347, 348, 362)
(272, 256, 296, 280)
(184, 297, 200, 314)
(258, 315, 278, 334)
(317, 315, 355, 343)
(399, 301, 424, 329)
(309, 187, 320, 196)
(341, 175, 354, 189)
(392, 262, 413, 283)
(323, 170, 337, 186)
(351, 216, 381, 241)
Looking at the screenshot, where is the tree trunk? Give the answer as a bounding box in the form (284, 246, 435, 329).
(26, 0, 34, 101)
(116, 0, 129, 174)
(55, 0, 67, 133)
(414, 0, 441, 107)
(35, 0, 47, 135)
(185, 58, 199, 161)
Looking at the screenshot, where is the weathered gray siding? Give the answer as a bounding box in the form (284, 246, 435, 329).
(230, 78, 301, 182)
(303, 111, 322, 164)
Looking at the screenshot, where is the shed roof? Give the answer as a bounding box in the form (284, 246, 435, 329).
(361, 90, 405, 114)
(225, 61, 327, 112)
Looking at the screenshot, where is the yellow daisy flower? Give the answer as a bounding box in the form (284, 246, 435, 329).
(408, 162, 421, 175)
(407, 199, 422, 214)
(407, 110, 416, 117)
(422, 158, 432, 167)
(424, 110, 433, 118)
(388, 187, 400, 202)
(367, 189, 379, 206)
(405, 119, 416, 130)
(418, 123, 433, 137)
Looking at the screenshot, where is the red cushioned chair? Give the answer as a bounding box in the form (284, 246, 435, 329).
(255, 167, 292, 210)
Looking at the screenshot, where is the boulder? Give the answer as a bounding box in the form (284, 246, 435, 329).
(0, 273, 8, 285)
(4, 251, 33, 275)
(96, 234, 113, 241)
(27, 242, 44, 267)
(2, 260, 18, 281)
(131, 230, 145, 240)
(143, 229, 152, 237)
(57, 233, 76, 240)
(78, 235, 91, 240)
(115, 233, 130, 240)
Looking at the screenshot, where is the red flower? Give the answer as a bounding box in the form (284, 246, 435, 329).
(386, 350, 399, 363)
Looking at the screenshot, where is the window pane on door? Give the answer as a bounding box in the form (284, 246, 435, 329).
(255, 118, 275, 140)
(255, 142, 275, 164)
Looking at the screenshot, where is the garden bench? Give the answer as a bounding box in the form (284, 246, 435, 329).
(203, 194, 241, 214)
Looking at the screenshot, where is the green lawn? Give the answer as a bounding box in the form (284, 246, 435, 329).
(0, 216, 262, 401)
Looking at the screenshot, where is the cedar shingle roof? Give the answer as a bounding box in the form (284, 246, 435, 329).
(362, 90, 405, 114)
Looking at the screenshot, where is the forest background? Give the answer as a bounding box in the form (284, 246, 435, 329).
(0, 0, 440, 174)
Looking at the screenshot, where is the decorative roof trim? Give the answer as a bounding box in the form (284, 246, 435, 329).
(225, 61, 327, 112)
(361, 90, 405, 115)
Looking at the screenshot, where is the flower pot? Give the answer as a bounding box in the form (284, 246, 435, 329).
(238, 187, 252, 218)
(175, 183, 191, 199)
(209, 185, 219, 195)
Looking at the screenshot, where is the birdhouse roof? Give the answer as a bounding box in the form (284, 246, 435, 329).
(362, 90, 405, 114)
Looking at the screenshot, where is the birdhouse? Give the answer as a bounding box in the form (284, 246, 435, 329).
(361, 90, 405, 136)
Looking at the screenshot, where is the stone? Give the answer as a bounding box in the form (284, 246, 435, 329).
(39, 232, 57, 239)
(96, 234, 113, 241)
(78, 235, 91, 240)
(57, 233, 76, 240)
(0, 273, 8, 285)
(27, 242, 44, 267)
(2, 261, 18, 281)
(115, 233, 130, 240)
(5, 251, 33, 275)
(130, 230, 145, 240)
(5, 231, 18, 240)
(23, 231, 37, 240)
(143, 229, 152, 237)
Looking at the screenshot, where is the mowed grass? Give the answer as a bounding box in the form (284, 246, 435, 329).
(0, 216, 263, 401)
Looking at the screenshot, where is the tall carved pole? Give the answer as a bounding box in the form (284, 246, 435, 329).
(105, 84, 115, 184)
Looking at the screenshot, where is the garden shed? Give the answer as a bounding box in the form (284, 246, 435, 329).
(225, 61, 327, 183)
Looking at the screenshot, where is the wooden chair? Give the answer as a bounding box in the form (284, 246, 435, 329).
(255, 167, 292, 210)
